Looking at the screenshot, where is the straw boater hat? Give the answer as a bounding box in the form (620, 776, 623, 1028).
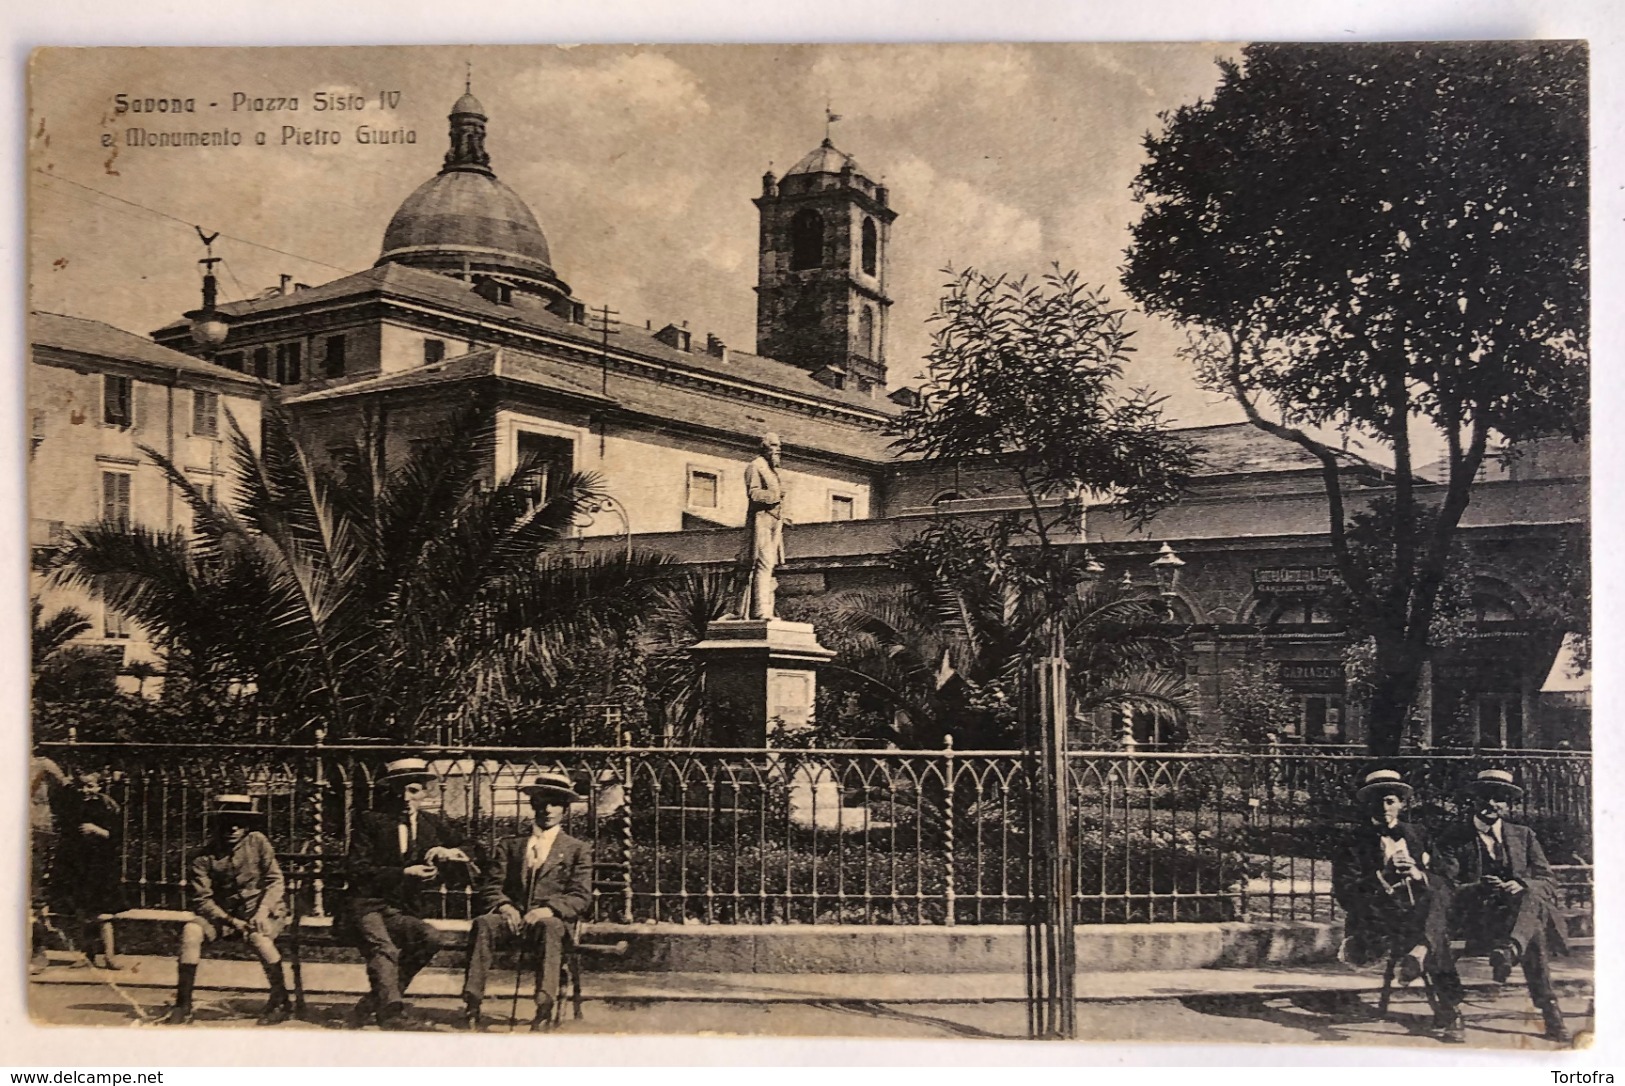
(1355, 768, 1414, 805)
(1464, 768, 1524, 802)
(377, 757, 436, 788)
(519, 769, 581, 807)
(206, 794, 266, 822)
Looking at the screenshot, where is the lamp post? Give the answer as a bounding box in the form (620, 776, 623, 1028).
(1150, 541, 1186, 618)
(576, 494, 632, 563)
(186, 228, 230, 357)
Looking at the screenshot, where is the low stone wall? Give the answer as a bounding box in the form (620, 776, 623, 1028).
(106, 914, 1341, 974)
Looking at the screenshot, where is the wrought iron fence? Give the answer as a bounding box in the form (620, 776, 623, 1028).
(37, 742, 1591, 927)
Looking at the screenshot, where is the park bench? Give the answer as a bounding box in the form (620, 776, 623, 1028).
(90, 843, 633, 1026)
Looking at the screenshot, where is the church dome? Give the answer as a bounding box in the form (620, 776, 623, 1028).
(375, 87, 569, 301)
(380, 170, 554, 276)
(787, 138, 861, 177)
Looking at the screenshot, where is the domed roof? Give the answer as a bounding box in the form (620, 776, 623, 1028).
(379, 169, 553, 275)
(787, 138, 861, 177)
(375, 88, 569, 299)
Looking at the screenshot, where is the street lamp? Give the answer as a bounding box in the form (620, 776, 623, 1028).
(186, 228, 230, 356)
(1149, 542, 1186, 608)
(576, 494, 632, 563)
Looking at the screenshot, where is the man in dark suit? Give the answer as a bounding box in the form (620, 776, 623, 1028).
(346, 757, 471, 1031)
(1332, 768, 1465, 1041)
(460, 770, 593, 1032)
(1441, 768, 1572, 1043)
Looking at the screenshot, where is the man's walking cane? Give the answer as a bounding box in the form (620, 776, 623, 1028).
(510, 864, 539, 1031)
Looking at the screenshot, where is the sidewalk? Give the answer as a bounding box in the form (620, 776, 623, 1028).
(32, 948, 1593, 1005)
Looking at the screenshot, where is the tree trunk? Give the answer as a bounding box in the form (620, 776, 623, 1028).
(1364, 640, 1430, 757)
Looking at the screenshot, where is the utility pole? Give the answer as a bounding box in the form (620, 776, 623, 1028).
(589, 303, 621, 457)
(590, 303, 621, 395)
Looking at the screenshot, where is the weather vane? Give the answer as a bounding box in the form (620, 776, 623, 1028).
(825, 97, 842, 141)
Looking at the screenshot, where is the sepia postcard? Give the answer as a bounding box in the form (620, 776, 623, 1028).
(23, 41, 1593, 1054)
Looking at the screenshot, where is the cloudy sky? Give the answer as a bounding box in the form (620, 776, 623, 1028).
(30, 43, 1247, 427)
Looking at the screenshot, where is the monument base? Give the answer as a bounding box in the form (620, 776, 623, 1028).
(689, 619, 836, 745)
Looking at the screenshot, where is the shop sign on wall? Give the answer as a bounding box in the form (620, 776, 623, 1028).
(1278, 661, 1346, 691)
(1253, 566, 1342, 596)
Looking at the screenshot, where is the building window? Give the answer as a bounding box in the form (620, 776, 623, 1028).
(516, 431, 574, 504)
(192, 390, 219, 437)
(1477, 694, 1525, 749)
(859, 305, 876, 360)
(1263, 599, 1338, 628)
(101, 471, 132, 531)
(276, 342, 303, 385)
(1302, 696, 1345, 743)
(687, 469, 719, 509)
(323, 335, 347, 378)
(790, 208, 824, 271)
(252, 347, 271, 380)
(424, 338, 446, 365)
(218, 351, 245, 373)
(104, 606, 129, 640)
(861, 217, 878, 276)
(830, 494, 856, 521)
(103, 375, 133, 428)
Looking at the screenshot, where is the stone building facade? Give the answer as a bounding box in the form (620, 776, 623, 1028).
(28, 312, 264, 683)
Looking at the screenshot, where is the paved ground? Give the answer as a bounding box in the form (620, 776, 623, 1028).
(27, 951, 1593, 1050)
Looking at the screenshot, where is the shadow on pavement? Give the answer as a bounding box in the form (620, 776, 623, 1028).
(804, 1000, 1015, 1040)
(1176, 990, 1414, 1044)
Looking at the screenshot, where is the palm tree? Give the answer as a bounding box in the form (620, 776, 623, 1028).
(53, 403, 674, 743)
(31, 599, 90, 672)
(640, 567, 741, 745)
(789, 516, 1192, 749)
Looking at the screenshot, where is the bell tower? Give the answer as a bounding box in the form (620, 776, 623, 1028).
(754, 137, 896, 394)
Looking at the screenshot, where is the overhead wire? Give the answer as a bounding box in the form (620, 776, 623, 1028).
(34, 169, 362, 277)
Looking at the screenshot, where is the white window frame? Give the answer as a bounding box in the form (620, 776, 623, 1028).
(101, 469, 132, 530)
(495, 413, 586, 483)
(192, 389, 220, 437)
(686, 466, 721, 510)
(103, 374, 133, 429)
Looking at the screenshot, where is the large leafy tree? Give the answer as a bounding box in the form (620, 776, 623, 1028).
(893, 268, 1199, 542)
(54, 403, 673, 742)
(1123, 42, 1588, 755)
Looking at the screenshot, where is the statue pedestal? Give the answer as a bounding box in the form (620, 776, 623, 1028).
(689, 619, 835, 745)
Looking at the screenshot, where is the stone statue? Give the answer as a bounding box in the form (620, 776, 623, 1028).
(738, 432, 786, 619)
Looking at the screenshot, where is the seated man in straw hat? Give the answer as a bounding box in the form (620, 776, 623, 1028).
(1439, 768, 1572, 1043)
(346, 757, 471, 1031)
(160, 794, 290, 1026)
(1332, 768, 1465, 1041)
(460, 770, 593, 1032)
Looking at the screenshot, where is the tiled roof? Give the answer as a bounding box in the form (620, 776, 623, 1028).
(1181, 422, 1394, 478)
(286, 345, 898, 464)
(154, 263, 897, 418)
(32, 311, 261, 387)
